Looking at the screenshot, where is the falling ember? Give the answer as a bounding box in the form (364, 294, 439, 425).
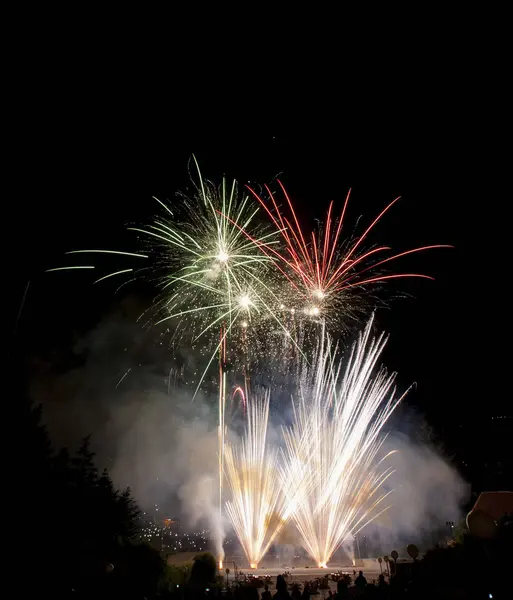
(280, 316, 409, 568)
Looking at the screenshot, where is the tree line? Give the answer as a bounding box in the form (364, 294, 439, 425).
(19, 384, 167, 597)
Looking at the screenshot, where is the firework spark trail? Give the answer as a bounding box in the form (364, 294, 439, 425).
(131, 160, 277, 347)
(246, 183, 451, 327)
(218, 324, 228, 568)
(224, 393, 287, 569)
(115, 367, 132, 389)
(232, 386, 247, 415)
(45, 160, 300, 397)
(280, 316, 409, 568)
(46, 159, 284, 344)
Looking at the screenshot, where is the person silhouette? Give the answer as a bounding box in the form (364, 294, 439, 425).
(301, 582, 311, 600)
(274, 575, 290, 599)
(355, 571, 367, 588)
(335, 579, 349, 600)
(290, 583, 301, 600)
(262, 584, 272, 600)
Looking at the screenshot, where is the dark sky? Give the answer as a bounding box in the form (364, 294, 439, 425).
(5, 15, 510, 516)
(11, 110, 504, 469)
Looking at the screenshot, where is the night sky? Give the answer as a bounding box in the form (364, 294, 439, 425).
(12, 115, 505, 492)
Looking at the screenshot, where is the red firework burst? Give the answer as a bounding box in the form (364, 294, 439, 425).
(245, 181, 451, 304)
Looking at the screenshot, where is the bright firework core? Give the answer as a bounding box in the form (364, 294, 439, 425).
(313, 288, 325, 300)
(238, 294, 251, 309)
(216, 249, 229, 262)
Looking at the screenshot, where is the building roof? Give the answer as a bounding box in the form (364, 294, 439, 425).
(470, 491, 513, 520)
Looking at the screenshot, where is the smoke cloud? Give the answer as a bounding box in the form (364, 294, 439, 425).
(369, 429, 469, 554)
(30, 304, 468, 560)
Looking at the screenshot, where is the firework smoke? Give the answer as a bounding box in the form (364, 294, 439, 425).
(30, 307, 467, 562)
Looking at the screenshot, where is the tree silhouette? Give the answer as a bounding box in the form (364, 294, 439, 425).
(189, 552, 217, 586)
(18, 394, 162, 596)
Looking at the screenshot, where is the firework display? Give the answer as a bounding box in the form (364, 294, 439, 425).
(245, 182, 450, 330)
(224, 394, 287, 568)
(47, 159, 448, 568)
(281, 316, 408, 568)
(48, 159, 301, 393)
